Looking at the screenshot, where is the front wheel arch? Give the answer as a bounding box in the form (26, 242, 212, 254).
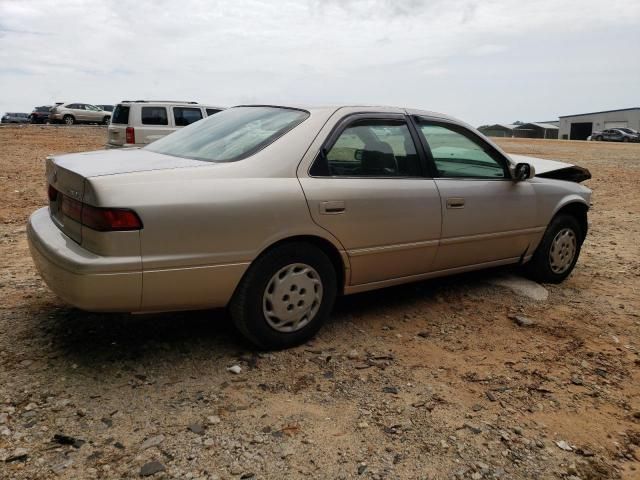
(553, 201, 589, 243)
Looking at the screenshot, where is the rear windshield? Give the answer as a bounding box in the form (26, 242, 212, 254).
(111, 105, 130, 124)
(146, 106, 309, 163)
(36, 106, 50, 112)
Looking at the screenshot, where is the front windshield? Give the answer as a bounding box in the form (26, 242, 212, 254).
(146, 106, 309, 162)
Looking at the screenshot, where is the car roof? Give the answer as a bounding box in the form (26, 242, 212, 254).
(232, 104, 462, 123)
(118, 101, 225, 109)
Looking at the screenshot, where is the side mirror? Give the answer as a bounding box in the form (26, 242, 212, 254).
(513, 162, 535, 182)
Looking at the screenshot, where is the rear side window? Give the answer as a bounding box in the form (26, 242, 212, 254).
(141, 107, 168, 125)
(174, 107, 203, 126)
(206, 108, 221, 116)
(111, 105, 130, 124)
(313, 120, 421, 177)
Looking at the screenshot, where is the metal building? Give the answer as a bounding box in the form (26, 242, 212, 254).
(477, 124, 518, 137)
(558, 107, 640, 140)
(513, 122, 559, 139)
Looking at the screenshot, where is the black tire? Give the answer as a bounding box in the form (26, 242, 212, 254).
(102, 116, 110, 125)
(63, 115, 75, 125)
(229, 242, 337, 350)
(595, 136, 602, 141)
(526, 214, 583, 284)
(623, 137, 629, 143)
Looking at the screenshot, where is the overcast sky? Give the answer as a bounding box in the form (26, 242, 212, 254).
(1, 0, 639, 125)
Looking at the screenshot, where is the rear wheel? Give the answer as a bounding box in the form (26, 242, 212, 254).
(63, 115, 75, 125)
(623, 137, 629, 143)
(526, 214, 583, 283)
(102, 116, 110, 125)
(229, 242, 337, 350)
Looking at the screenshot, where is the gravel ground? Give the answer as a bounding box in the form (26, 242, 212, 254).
(0, 125, 639, 479)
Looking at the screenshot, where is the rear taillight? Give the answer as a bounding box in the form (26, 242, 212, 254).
(81, 205, 142, 231)
(47, 184, 58, 201)
(61, 195, 83, 222)
(48, 185, 142, 232)
(126, 127, 135, 144)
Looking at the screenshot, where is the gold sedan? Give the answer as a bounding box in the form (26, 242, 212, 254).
(28, 105, 591, 349)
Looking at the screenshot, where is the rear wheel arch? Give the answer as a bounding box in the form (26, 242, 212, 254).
(250, 235, 347, 295)
(229, 237, 343, 349)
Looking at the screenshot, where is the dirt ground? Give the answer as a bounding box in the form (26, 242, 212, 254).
(0, 125, 639, 480)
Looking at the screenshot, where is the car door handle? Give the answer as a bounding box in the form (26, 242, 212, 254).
(319, 200, 346, 214)
(446, 198, 465, 209)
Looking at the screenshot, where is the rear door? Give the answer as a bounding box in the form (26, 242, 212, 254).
(138, 105, 173, 145)
(74, 104, 89, 122)
(107, 104, 130, 147)
(299, 113, 442, 286)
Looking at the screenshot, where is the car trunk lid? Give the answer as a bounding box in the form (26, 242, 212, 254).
(46, 157, 86, 243)
(46, 149, 210, 243)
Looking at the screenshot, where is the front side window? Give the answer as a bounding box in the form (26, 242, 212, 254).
(141, 106, 168, 125)
(418, 123, 507, 179)
(174, 107, 203, 126)
(314, 120, 421, 177)
(146, 106, 309, 163)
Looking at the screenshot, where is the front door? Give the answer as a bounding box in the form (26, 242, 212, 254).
(413, 119, 540, 271)
(299, 115, 442, 286)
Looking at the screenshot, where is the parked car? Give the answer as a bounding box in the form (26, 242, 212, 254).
(1, 112, 30, 123)
(49, 103, 111, 125)
(28, 105, 592, 349)
(96, 105, 114, 112)
(592, 128, 639, 142)
(29, 106, 52, 124)
(106, 100, 223, 147)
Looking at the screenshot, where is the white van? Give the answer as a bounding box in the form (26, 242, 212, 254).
(106, 100, 223, 148)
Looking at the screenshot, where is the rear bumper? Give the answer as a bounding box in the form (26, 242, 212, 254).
(27, 207, 142, 311)
(105, 143, 137, 149)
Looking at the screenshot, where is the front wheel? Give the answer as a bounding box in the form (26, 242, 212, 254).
(229, 243, 337, 350)
(526, 214, 583, 284)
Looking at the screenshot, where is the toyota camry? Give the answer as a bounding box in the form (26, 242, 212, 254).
(27, 105, 592, 349)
